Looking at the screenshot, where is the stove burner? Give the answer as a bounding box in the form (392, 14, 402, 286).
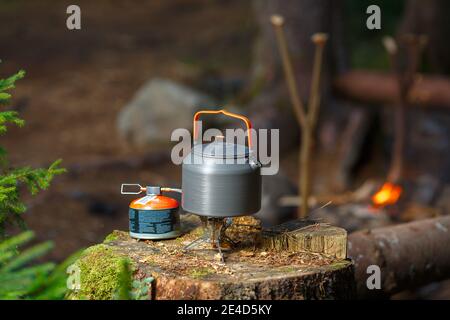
(183, 217, 237, 263)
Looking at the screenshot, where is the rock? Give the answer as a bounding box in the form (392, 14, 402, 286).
(117, 78, 216, 146)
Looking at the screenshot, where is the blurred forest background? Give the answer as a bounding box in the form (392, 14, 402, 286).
(1, 0, 450, 299)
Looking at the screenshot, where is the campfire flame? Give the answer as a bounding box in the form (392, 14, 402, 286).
(372, 182, 402, 207)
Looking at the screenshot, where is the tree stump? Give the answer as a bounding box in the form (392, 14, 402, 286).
(69, 215, 354, 300)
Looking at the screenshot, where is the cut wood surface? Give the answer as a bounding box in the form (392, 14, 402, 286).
(334, 70, 450, 108)
(260, 220, 347, 260)
(71, 215, 355, 300)
(348, 215, 450, 298)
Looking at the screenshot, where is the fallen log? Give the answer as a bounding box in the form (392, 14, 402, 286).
(348, 215, 450, 298)
(334, 70, 450, 109)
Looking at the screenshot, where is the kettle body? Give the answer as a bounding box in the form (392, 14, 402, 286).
(181, 110, 262, 217)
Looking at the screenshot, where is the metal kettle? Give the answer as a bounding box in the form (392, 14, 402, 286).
(182, 110, 262, 217)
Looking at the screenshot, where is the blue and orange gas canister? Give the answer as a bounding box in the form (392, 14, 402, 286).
(120, 184, 182, 240)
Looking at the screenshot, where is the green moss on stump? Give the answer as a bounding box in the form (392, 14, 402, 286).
(329, 260, 352, 271)
(190, 267, 214, 279)
(103, 230, 129, 243)
(69, 244, 131, 300)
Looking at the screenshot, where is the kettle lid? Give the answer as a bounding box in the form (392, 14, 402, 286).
(192, 141, 250, 159)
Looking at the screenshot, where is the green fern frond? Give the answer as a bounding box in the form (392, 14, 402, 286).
(0, 230, 34, 252)
(33, 249, 82, 300)
(1, 241, 54, 272)
(0, 231, 80, 300)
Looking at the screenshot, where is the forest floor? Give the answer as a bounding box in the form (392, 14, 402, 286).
(0, 0, 256, 260)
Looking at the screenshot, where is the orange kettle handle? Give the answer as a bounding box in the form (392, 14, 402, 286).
(192, 109, 253, 148)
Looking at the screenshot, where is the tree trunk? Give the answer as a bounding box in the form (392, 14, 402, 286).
(399, 0, 450, 74)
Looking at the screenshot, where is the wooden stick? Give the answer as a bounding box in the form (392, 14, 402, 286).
(308, 33, 328, 128)
(299, 124, 312, 218)
(270, 14, 307, 219)
(382, 36, 403, 183)
(298, 33, 328, 217)
(383, 34, 426, 183)
(270, 14, 328, 219)
(278, 179, 379, 207)
(270, 15, 307, 127)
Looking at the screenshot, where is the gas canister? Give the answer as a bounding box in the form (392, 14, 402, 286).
(121, 184, 181, 240)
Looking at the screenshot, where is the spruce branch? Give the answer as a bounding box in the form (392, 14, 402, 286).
(0, 65, 70, 300)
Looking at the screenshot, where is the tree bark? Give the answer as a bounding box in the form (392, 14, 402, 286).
(348, 215, 450, 298)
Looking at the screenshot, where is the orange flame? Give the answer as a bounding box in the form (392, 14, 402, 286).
(372, 182, 402, 207)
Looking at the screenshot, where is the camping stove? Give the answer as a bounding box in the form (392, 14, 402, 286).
(183, 217, 236, 263)
(120, 109, 263, 262)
